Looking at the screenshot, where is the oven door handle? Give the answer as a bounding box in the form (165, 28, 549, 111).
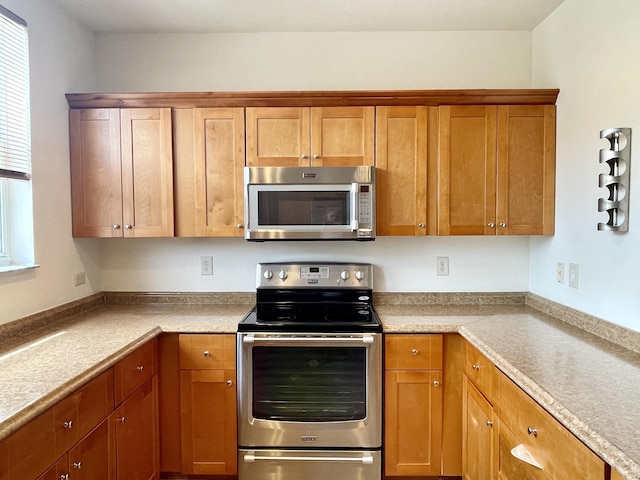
(242, 335, 375, 344)
(243, 453, 374, 464)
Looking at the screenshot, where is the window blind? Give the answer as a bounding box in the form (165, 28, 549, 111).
(0, 5, 31, 181)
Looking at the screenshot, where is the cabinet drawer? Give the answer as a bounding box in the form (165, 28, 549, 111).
(179, 334, 236, 370)
(114, 339, 157, 405)
(6, 408, 57, 480)
(497, 420, 551, 480)
(464, 341, 493, 400)
(385, 334, 443, 370)
(495, 370, 604, 480)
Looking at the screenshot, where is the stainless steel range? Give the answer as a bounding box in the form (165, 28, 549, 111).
(237, 262, 382, 480)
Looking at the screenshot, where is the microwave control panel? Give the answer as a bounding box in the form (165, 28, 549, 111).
(357, 184, 373, 236)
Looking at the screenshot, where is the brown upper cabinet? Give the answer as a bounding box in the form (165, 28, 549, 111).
(70, 108, 174, 238)
(438, 105, 556, 235)
(245, 107, 375, 167)
(375, 106, 438, 236)
(173, 108, 245, 237)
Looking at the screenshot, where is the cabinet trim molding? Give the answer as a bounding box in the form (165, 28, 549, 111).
(66, 89, 559, 109)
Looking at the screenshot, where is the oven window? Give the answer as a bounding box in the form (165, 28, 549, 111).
(252, 346, 366, 421)
(257, 191, 349, 226)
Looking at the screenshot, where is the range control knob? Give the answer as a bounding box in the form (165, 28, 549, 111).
(355, 270, 365, 281)
(340, 270, 350, 280)
(263, 269, 273, 280)
(278, 269, 288, 281)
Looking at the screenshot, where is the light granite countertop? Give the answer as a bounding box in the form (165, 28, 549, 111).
(1, 297, 640, 479)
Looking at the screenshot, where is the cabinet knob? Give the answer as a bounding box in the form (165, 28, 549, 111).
(527, 427, 538, 436)
(124, 224, 132, 229)
(488, 223, 495, 228)
(486, 420, 494, 427)
(301, 154, 308, 159)
(411, 348, 419, 355)
(60, 475, 70, 480)
(63, 420, 73, 429)
(136, 365, 144, 372)
(226, 379, 233, 386)
(433, 380, 440, 387)
(313, 154, 320, 159)
(236, 224, 243, 229)
(113, 224, 121, 229)
(418, 223, 425, 228)
(472, 364, 480, 371)
(72, 462, 82, 470)
(499, 222, 507, 228)
(203, 350, 210, 357)
(117, 416, 126, 423)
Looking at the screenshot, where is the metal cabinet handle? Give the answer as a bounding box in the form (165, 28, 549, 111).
(499, 222, 507, 228)
(527, 427, 538, 436)
(59, 474, 70, 480)
(313, 154, 320, 159)
(113, 224, 121, 229)
(418, 223, 425, 228)
(411, 349, 419, 355)
(203, 350, 210, 357)
(488, 223, 495, 228)
(124, 224, 132, 229)
(472, 364, 480, 371)
(72, 462, 82, 469)
(136, 365, 144, 372)
(117, 416, 126, 423)
(236, 224, 243, 229)
(301, 154, 309, 159)
(226, 380, 233, 386)
(63, 420, 73, 429)
(486, 420, 494, 427)
(433, 380, 440, 387)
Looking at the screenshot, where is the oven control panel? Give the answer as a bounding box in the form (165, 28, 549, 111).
(257, 262, 373, 289)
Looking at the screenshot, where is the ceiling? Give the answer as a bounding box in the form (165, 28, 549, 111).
(50, 0, 566, 34)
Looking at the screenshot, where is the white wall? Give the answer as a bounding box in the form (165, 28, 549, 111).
(0, 0, 98, 325)
(90, 30, 535, 295)
(531, 0, 640, 330)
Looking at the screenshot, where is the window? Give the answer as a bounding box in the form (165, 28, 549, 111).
(0, 4, 34, 272)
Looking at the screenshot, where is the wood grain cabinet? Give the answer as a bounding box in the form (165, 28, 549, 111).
(246, 107, 374, 167)
(178, 334, 237, 475)
(438, 105, 556, 235)
(375, 106, 437, 236)
(70, 108, 174, 238)
(384, 334, 444, 476)
(173, 108, 245, 237)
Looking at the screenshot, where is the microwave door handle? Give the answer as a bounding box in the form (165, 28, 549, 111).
(351, 183, 358, 231)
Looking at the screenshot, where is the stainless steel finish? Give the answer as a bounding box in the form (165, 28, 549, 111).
(486, 420, 494, 426)
(599, 127, 632, 231)
(244, 166, 375, 241)
(527, 427, 538, 436)
(488, 222, 495, 228)
(63, 420, 73, 429)
(238, 449, 381, 480)
(237, 332, 382, 448)
(340, 270, 350, 280)
(256, 262, 374, 289)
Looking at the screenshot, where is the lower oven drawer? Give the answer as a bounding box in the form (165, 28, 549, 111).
(238, 449, 381, 480)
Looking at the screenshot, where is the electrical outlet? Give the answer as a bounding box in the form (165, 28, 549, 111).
(200, 256, 213, 275)
(74, 271, 86, 286)
(569, 263, 579, 289)
(436, 256, 449, 276)
(556, 262, 565, 284)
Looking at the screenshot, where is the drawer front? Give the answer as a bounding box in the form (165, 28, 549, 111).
(179, 334, 236, 370)
(114, 339, 157, 405)
(495, 370, 604, 480)
(385, 334, 443, 370)
(6, 408, 57, 480)
(497, 420, 551, 480)
(464, 341, 493, 400)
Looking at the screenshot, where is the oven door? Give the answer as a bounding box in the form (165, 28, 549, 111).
(237, 332, 382, 448)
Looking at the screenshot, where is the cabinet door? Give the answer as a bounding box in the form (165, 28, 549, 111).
(36, 455, 69, 480)
(6, 408, 57, 480)
(246, 107, 310, 166)
(68, 417, 117, 480)
(120, 108, 174, 237)
(193, 108, 245, 236)
(375, 106, 429, 235)
(310, 107, 374, 166)
(114, 377, 159, 480)
(70, 109, 123, 237)
(463, 378, 496, 480)
(385, 370, 443, 476)
(496, 105, 556, 235)
(180, 369, 237, 475)
(438, 106, 497, 235)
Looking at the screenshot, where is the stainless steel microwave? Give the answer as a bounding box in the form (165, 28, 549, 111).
(244, 166, 376, 241)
